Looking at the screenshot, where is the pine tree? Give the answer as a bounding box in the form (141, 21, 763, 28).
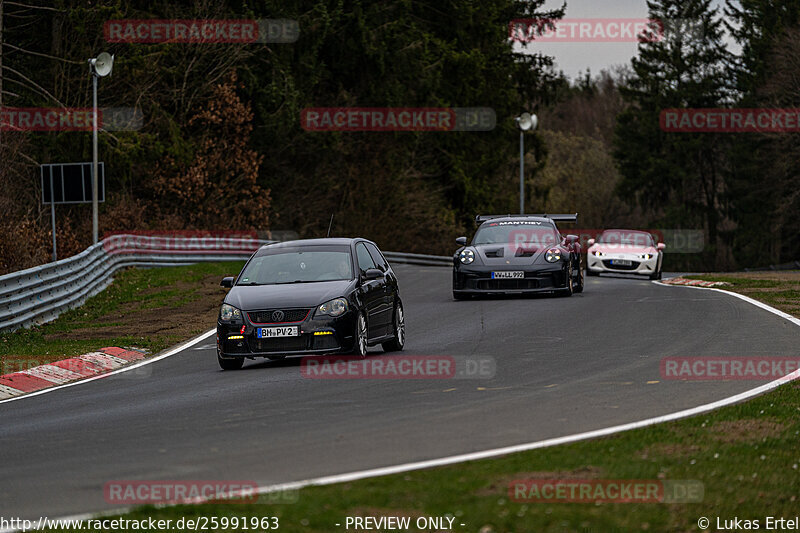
(724, 0, 800, 265)
(613, 0, 733, 268)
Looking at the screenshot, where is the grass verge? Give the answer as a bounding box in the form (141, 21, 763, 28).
(684, 271, 800, 318)
(45, 272, 800, 533)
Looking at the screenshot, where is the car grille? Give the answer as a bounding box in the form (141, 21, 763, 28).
(602, 260, 640, 271)
(477, 279, 540, 290)
(253, 336, 309, 353)
(248, 308, 311, 324)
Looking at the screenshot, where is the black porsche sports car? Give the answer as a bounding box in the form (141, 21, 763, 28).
(452, 214, 584, 299)
(216, 238, 404, 370)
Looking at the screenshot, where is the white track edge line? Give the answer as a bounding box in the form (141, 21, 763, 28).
(5, 279, 800, 530)
(0, 329, 215, 405)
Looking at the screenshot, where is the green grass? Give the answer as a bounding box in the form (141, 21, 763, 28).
(0, 261, 244, 372)
(684, 273, 800, 317)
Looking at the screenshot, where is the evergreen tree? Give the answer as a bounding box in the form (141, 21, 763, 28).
(613, 0, 733, 268)
(724, 0, 800, 265)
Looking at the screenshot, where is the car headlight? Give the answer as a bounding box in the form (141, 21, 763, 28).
(591, 250, 604, 257)
(640, 253, 654, 260)
(545, 248, 562, 263)
(459, 249, 475, 264)
(220, 303, 242, 321)
(316, 298, 348, 317)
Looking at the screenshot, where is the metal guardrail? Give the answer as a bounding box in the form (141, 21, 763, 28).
(0, 234, 268, 332)
(383, 251, 452, 267)
(0, 235, 453, 332)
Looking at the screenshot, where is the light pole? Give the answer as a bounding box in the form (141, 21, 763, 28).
(515, 112, 538, 214)
(88, 52, 114, 244)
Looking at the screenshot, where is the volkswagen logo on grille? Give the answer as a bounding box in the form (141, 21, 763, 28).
(271, 310, 285, 322)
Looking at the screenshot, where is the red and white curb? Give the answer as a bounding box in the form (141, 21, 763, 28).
(660, 276, 731, 288)
(0, 347, 148, 400)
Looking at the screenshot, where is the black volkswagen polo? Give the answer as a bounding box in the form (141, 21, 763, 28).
(216, 238, 405, 370)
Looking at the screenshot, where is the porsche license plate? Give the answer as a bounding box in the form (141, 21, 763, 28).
(257, 326, 299, 338)
(492, 271, 525, 279)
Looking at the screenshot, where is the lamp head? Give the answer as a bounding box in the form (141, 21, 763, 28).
(90, 52, 114, 77)
(516, 112, 537, 131)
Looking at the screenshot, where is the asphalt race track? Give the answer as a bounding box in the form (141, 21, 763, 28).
(2, 264, 799, 519)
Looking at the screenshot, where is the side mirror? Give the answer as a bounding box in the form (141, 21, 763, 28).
(456, 236, 467, 246)
(220, 276, 234, 288)
(587, 239, 595, 247)
(363, 268, 383, 281)
(657, 243, 666, 251)
(565, 234, 578, 244)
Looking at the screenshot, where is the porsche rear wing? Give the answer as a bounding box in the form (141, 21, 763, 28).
(475, 213, 579, 224)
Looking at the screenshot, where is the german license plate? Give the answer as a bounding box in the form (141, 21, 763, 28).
(257, 326, 299, 338)
(492, 271, 524, 279)
(610, 259, 632, 266)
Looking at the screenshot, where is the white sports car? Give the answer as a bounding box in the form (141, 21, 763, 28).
(586, 230, 665, 280)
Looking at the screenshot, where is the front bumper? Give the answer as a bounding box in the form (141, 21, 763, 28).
(217, 310, 357, 359)
(453, 264, 569, 294)
(587, 254, 658, 275)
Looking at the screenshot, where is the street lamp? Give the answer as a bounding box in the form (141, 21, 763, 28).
(515, 112, 538, 214)
(88, 52, 114, 244)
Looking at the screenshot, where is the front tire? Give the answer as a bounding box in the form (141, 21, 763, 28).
(382, 301, 405, 352)
(574, 258, 584, 293)
(559, 262, 574, 297)
(218, 354, 244, 370)
(351, 312, 368, 358)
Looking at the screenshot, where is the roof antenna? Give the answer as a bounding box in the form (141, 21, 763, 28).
(326, 214, 334, 238)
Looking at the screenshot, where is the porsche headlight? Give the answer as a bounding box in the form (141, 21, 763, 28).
(459, 249, 475, 264)
(220, 303, 242, 321)
(545, 248, 562, 263)
(316, 298, 348, 317)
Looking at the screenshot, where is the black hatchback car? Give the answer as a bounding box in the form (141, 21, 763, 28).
(216, 238, 404, 370)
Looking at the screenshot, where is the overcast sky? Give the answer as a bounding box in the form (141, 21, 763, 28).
(522, 0, 736, 79)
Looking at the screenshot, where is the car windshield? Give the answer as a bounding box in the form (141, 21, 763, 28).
(238, 248, 353, 285)
(472, 222, 560, 248)
(597, 231, 654, 247)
